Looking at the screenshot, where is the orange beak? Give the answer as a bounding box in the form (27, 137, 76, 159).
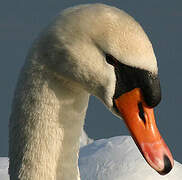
(114, 88, 174, 175)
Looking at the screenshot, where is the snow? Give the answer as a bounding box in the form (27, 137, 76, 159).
(1, 136, 182, 180)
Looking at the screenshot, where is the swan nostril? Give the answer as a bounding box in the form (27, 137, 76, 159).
(138, 102, 146, 124)
(159, 155, 173, 175)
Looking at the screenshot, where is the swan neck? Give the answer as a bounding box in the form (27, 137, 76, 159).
(9, 61, 89, 180)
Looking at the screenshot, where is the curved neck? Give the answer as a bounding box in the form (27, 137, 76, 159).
(9, 62, 89, 180)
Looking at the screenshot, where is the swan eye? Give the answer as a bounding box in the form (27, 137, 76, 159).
(138, 102, 146, 124)
(105, 54, 118, 66)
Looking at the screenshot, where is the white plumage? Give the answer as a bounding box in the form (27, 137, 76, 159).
(79, 136, 182, 180)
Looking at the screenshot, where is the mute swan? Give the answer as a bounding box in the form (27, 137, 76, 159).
(9, 3, 175, 180)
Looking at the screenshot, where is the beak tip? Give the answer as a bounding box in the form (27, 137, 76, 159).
(158, 154, 173, 175)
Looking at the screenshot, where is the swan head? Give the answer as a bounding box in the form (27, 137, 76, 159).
(37, 3, 173, 174)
